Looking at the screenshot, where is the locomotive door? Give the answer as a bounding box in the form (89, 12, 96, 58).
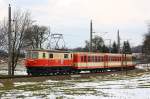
(104, 55, 108, 68)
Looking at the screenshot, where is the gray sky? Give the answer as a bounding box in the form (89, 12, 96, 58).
(0, 0, 149, 48)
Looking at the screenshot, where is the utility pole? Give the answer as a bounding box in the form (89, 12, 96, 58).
(117, 29, 120, 53)
(90, 20, 93, 52)
(124, 41, 128, 75)
(8, 4, 12, 75)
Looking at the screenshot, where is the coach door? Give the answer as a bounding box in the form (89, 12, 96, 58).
(81, 54, 87, 68)
(122, 54, 127, 68)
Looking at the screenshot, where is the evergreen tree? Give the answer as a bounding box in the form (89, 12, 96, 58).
(122, 41, 132, 54)
(101, 45, 109, 53)
(126, 41, 132, 54)
(111, 41, 118, 53)
(143, 32, 150, 55)
(143, 30, 150, 61)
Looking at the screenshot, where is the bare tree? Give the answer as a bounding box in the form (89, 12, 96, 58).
(23, 25, 50, 49)
(0, 9, 33, 75)
(11, 10, 34, 75)
(0, 19, 8, 50)
(84, 36, 104, 52)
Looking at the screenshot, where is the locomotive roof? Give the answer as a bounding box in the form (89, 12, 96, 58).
(26, 49, 132, 56)
(27, 49, 71, 53)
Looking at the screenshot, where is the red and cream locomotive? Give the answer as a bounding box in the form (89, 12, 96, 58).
(25, 49, 136, 75)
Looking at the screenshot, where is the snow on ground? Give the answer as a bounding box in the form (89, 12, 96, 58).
(0, 64, 150, 98)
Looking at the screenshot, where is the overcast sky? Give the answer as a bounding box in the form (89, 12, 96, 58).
(0, 0, 149, 48)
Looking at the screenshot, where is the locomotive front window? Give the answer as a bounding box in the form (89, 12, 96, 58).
(64, 54, 68, 58)
(26, 51, 31, 58)
(32, 52, 38, 59)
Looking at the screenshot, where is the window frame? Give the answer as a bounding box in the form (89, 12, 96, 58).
(31, 52, 39, 59)
(49, 53, 53, 58)
(64, 54, 69, 59)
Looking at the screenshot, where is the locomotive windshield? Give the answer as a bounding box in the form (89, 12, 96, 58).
(26, 51, 38, 59)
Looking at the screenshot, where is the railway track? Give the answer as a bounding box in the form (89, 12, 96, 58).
(0, 68, 145, 83)
(0, 75, 32, 79)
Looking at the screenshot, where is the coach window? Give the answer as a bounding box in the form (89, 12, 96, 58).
(113, 57, 115, 61)
(116, 57, 118, 61)
(88, 56, 91, 62)
(127, 57, 129, 61)
(95, 56, 98, 62)
(43, 53, 46, 58)
(84, 56, 87, 62)
(101, 57, 103, 61)
(49, 53, 53, 58)
(114, 57, 116, 61)
(92, 56, 95, 62)
(97, 56, 101, 62)
(109, 57, 111, 61)
(80, 56, 85, 62)
(64, 54, 68, 58)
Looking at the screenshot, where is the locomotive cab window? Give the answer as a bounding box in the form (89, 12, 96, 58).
(49, 53, 53, 58)
(64, 54, 68, 58)
(32, 52, 38, 59)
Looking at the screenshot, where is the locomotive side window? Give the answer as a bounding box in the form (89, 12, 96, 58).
(64, 54, 68, 58)
(49, 54, 53, 58)
(32, 52, 38, 59)
(43, 53, 46, 58)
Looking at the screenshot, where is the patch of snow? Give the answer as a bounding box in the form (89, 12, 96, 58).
(14, 82, 37, 87)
